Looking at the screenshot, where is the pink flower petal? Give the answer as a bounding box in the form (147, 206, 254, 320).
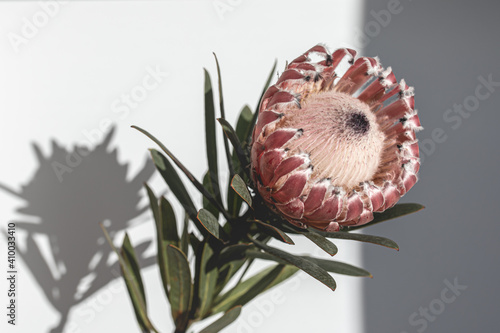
(272, 170, 309, 203)
(304, 190, 343, 221)
(258, 149, 285, 186)
(276, 197, 305, 219)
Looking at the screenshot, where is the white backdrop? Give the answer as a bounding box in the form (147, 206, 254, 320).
(0, 1, 366, 332)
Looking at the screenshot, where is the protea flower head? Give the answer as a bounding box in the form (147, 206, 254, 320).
(251, 45, 421, 232)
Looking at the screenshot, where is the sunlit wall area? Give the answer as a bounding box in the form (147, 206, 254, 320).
(0, 2, 366, 333)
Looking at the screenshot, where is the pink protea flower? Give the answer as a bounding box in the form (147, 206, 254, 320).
(250, 45, 421, 232)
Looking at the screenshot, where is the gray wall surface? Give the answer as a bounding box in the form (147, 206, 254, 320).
(361, 0, 500, 332)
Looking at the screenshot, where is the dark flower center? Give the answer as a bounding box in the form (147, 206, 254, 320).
(346, 113, 370, 135)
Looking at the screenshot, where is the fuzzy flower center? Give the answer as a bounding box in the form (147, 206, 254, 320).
(279, 91, 385, 188)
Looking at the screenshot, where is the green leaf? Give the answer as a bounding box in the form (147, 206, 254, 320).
(197, 209, 224, 240)
(347, 203, 425, 231)
(166, 245, 193, 331)
(251, 220, 294, 244)
(301, 231, 337, 256)
(144, 184, 169, 298)
(203, 171, 220, 219)
(160, 197, 180, 244)
(204, 69, 224, 209)
(214, 258, 247, 297)
(198, 242, 219, 318)
(305, 257, 372, 277)
(189, 232, 202, 255)
(247, 60, 278, 144)
(317, 231, 399, 250)
(144, 183, 160, 227)
(217, 243, 253, 266)
(100, 226, 158, 333)
(245, 250, 371, 277)
(121, 234, 147, 309)
(199, 306, 242, 333)
(217, 118, 249, 175)
(226, 182, 243, 218)
(145, 185, 179, 300)
(245, 249, 286, 263)
(133, 126, 230, 221)
(230, 174, 252, 207)
(160, 197, 181, 296)
(211, 264, 297, 314)
(180, 212, 189, 256)
(213, 53, 235, 177)
(235, 105, 253, 145)
(149, 149, 197, 220)
(226, 105, 253, 216)
(251, 237, 336, 291)
(214, 244, 251, 296)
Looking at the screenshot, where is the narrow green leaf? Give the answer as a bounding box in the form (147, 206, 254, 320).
(305, 257, 372, 277)
(251, 220, 294, 244)
(214, 258, 247, 297)
(245, 249, 289, 265)
(247, 60, 278, 144)
(263, 264, 299, 293)
(214, 244, 251, 296)
(160, 197, 181, 298)
(198, 242, 219, 317)
(301, 231, 338, 256)
(120, 234, 147, 308)
(235, 105, 253, 144)
(133, 126, 230, 220)
(346, 203, 425, 231)
(189, 233, 202, 255)
(226, 105, 253, 216)
(204, 69, 224, 209)
(231, 174, 252, 207)
(199, 306, 242, 333)
(317, 231, 399, 250)
(245, 250, 371, 277)
(217, 243, 253, 267)
(166, 245, 193, 331)
(144, 183, 160, 226)
(180, 212, 189, 256)
(217, 118, 249, 176)
(226, 181, 243, 218)
(149, 149, 197, 219)
(211, 264, 295, 314)
(235, 258, 255, 285)
(144, 184, 170, 298)
(213, 53, 235, 176)
(251, 237, 336, 291)
(197, 209, 224, 240)
(145, 185, 179, 300)
(100, 226, 158, 333)
(203, 171, 220, 219)
(160, 197, 179, 243)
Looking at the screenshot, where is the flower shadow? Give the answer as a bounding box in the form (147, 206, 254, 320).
(0, 127, 156, 333)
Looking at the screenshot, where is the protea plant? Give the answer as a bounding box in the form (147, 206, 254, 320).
(103, 45, 424, 333)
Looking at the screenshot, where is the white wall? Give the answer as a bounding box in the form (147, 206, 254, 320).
(0, 1, 365, 332)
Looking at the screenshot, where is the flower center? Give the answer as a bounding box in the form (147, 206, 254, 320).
(278, 91, 386, 188)
(346, 113, 370, 134)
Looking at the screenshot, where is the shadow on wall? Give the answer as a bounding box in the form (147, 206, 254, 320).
(1, 127, 156, 333)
